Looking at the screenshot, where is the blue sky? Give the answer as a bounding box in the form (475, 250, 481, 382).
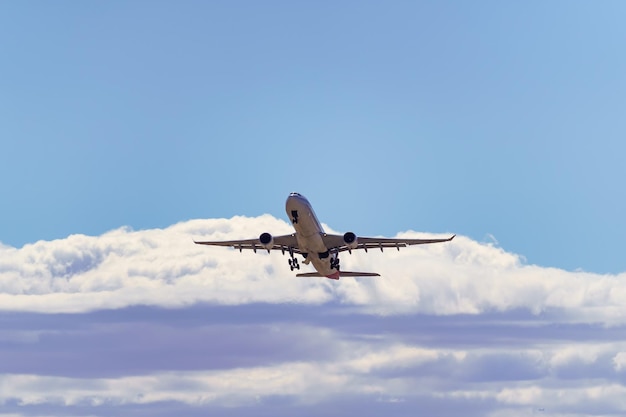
(1, 2, 626, 416)
(2, 1, 625, 273)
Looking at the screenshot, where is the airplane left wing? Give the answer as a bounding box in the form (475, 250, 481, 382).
(321, 234, 455, 253)
(194, 234, 301, 253)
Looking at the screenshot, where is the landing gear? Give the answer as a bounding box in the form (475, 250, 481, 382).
(289, 258, 300, 271)
(288, 247, 300, 271)
(330, 256, 340, 271)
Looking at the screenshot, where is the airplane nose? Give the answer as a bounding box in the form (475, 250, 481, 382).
(286, 193, 307, 224)
(286, 192, 302, 205)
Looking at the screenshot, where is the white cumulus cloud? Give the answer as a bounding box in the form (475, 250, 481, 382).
(0, 215, 624, 326)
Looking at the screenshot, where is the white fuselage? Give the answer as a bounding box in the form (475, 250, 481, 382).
(285, 193, 339, 278)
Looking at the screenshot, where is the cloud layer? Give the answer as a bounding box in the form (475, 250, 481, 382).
(1, 215, 626, 416)
(1, 305, 626, 417)
(1, 215, 624, 323)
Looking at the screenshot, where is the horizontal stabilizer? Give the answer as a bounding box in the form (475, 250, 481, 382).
(296, 271, 380, 278)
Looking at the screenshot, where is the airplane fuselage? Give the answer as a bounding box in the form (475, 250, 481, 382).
(285, 193, 339, 279)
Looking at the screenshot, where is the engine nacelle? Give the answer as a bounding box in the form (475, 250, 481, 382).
(259, 232, 274, 250)
(343, 232, 358, 249)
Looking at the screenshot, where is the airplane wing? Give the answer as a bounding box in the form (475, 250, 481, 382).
(194, 234, 301, 253)
(321, 234, 455, 253)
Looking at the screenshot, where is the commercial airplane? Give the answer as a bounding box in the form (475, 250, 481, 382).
(195, 192, 454, 279)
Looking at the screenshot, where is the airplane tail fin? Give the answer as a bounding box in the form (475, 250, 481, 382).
(296, 271, 380, 279)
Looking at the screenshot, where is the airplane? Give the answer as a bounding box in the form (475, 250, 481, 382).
(194, 192, 455, 280)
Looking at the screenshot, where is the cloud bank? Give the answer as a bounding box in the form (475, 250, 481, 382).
(1, 311, 626, 417)
(2, 215, 626, 416)
(0, 215, 624, 323)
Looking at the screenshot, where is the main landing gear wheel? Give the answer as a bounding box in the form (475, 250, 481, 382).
(289, 258, 300, 271)
(330, 257, 340, 271)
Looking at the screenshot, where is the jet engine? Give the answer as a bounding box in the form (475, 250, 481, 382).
(259, 232, 274, 250)
(343, 232, 358, 250)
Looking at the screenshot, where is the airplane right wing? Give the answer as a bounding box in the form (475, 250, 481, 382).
(321, 234, 455, 253)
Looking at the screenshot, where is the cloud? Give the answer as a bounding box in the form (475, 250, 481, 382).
(614, 352, 626, 372)
(4, 215, 626, 416)
(0, 215, 624, 325)
(1, 335, 626, 415)
(1, 302, 626, 416)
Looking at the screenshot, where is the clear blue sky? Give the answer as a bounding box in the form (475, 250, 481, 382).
(2, 0, 625, 273)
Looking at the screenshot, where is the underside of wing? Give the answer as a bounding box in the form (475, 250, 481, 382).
(194, 234, 300, 253)
(322, 233, 455, 253)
